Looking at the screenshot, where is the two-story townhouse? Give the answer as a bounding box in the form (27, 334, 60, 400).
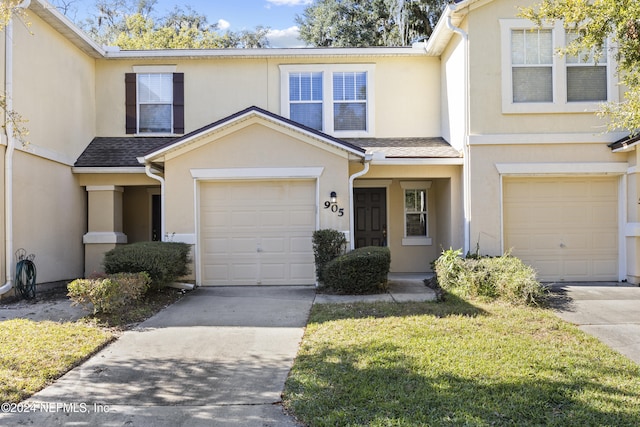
(435, 0, 638, 284)
(1, 0, 637, 296)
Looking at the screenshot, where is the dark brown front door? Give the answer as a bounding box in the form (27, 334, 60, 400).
(354, 188, 387, 248)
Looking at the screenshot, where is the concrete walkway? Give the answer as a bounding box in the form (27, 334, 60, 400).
(548, 283, 640, 365)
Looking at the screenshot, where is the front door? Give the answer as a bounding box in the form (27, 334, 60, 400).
(354, 188, 387, 248)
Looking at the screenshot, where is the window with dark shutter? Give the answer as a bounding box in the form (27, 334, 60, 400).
(125, 72, 184, 134)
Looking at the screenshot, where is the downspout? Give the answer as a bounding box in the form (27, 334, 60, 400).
(348, 153, 373, 250)
(446, 4, 471, 255)
(1, 0, 31, 296)
(142, 162, 166, 241)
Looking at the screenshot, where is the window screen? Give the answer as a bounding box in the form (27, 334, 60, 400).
(138, 74, 173, 133)
(511, 29, 553, 103)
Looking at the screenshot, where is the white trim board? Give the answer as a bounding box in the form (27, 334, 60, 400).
(495, 162, 628, 175)
(470, 132, 627, 145)
(191, 167, 324, 180)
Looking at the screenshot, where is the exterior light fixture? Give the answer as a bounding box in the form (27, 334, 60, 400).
(330, 191, 337, 204)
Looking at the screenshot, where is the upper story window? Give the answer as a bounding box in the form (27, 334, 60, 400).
(500, 19, 616, 114)
(125, 66, 184, 135)
(289, 72, 323, 130)
(565, 32, 608, 102)
(137, 73, 173, 133)
(511, 29, 553, 103)
(281, 64, 375, 137)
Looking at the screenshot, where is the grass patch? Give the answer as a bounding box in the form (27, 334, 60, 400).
(284, 299, 640, 426)
(0, 286, 185, 403)
(0, 319, 113, 403)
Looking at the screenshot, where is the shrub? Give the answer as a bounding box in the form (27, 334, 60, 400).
(103, 241, 191, 287)
(312, 229, 347, 282)
(433, 248, 546, 306)
(67, 272, 151, 314)
(322, 246, 391, 294)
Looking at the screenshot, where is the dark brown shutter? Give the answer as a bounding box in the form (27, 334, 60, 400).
(125, 73, 137, 134)
(173, 73, 185, 134)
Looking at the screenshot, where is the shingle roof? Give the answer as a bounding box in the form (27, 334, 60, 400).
(74, 137, 175, 168)
(608, 134, 640, 151)
(344, 137, 462, 158)
(75, 132, 460, 168)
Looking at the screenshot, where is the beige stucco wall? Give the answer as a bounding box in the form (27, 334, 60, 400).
(466, 0, 619, 135)
(164, 120, 352, 236)
(352, 164, 463, 272)
(95, 55, 440, 139)
(13, 152, 86, 282)
(440, 17, 467, 151)
(14, 11, 96, 160)
(0, 10, 97, 285)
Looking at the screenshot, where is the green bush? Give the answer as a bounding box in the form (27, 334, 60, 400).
(322, 246, 391, 294)
(433, 248, 546, 306)
(67, 272, 151, 314)
(312, 229, 347, 282)
(103, 241, 191, 287)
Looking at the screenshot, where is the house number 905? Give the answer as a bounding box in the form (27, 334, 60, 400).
(324, 201, 344, 216)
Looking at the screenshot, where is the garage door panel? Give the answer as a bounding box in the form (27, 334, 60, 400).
(200, 180, 316, 286)
(504, 177, 618, 282)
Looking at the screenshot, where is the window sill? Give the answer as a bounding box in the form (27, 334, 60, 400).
(502, 101, 605, 115)
(135, 132, 178, 137)
(402, 237, 432, 246)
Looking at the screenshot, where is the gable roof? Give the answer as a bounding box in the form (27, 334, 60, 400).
(139, 106, 367, 163)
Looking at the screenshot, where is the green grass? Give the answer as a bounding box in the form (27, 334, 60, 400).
(284, 297, 640, 426)
(0, 319, 114, 403)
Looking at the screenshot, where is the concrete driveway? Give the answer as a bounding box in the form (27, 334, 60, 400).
(548, 283, 640, 365)
(0, 286, 315, 427)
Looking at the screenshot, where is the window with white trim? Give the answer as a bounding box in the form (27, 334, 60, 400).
(565, 32, 608, 102)
(280, 64, 375, 137)
(511, 29, 553, 103)
(126, 66, 184, 135)
(400, 181, 432, 246)
(500, 19, 616, 114)
(137, 73, 173, 133)
(289, 72, 323, 130)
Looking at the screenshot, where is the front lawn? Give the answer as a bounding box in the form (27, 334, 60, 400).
(0, 319, 114, 403)
(284, 297, 640, 426)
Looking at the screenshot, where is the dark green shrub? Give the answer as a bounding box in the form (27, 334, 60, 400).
(67, 272, 151, 314)
(322, 246, 391, 294)
(103, 241, 191, 287)
(433, 248, 546, 306)
(312, 229, 347, 282)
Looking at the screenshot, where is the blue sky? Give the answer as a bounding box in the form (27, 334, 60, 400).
(60, 0, 312, 47)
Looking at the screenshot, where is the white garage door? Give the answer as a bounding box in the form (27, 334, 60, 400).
(503, 177, 618, 282)
(200, 180, 316, 286)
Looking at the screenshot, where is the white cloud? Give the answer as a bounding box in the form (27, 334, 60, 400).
(267, 26, 308, 48)
(217, 19, 231, 31)
(267, 0, 312, 6)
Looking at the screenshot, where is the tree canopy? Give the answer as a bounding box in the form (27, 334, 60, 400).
(296, 0, 448, 47)
(521, 0, 640, 135)
(50, 0, 270, 49)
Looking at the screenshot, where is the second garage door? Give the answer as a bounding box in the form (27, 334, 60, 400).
(200, 180, 316, 286)
(503, 177, 618, 282)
